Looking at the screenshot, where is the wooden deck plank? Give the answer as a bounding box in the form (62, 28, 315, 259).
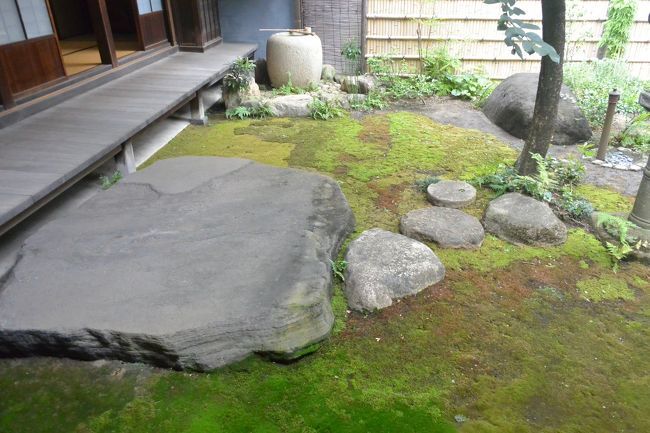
(0, 42, 257, 234)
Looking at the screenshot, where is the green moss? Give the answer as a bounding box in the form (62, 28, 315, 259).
(576, 276, 635, 302)
(437, 229, 611, 273)
(144, 118, 295, 169)
(5, 112, 650, 433)
(576, 184, 634, 214)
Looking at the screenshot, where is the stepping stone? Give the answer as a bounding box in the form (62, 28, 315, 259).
(0, 157, 355, 371)
(344, 229, 445, 312)
(427, 180, 476, 208)
(483, 192, 567, 246)
(400, 207, 485, 249)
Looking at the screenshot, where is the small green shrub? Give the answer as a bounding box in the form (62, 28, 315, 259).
(99, 170, 122, 190)
(599, 0, 637, 58)
(564, 59, 649, 127)
(251, 102, 275, 119)
(424, 50, 494, 101)
(309, 98, 346, 120)
(596, 213, 646, 271)
(223, 57, 255, 92)
(473, 154, 593, 221)
(422, 48, 461, 80)
(617, 112, 650, 153)
(414, 176, 440, 192)
(225, 106, 252, 120)
(330, 259, 348, 282)
(367, 56, 437, 100)
(341, 40, 362, 62)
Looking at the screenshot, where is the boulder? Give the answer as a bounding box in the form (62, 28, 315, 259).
(482, 73, 592, 146)
(483, 192, 567, 246)
(340, 75, 376, 95)
(322, 64, 336, 81)
(400, 207, 485, 249)
(344, 229, 445, 311)
(357, 75, 377, 94)
(224, 79, 261, 109)
(0, 157, 355, 371)
(268, 94, 314, 117)
(640, 91, 650, 111)
(427, 180, 477, 208)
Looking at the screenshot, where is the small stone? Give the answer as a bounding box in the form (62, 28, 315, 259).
(630, 164, 642, 171)
(639, 91, 650, 111)
(345, 229, 445, 312)
(224, 79, 261, 109)
(268, 94, 313, 117)
(400, 207, 485, 249)
(602, 163, 614, 168)
(483, 192, 567, 246)
(427, 180, 477, 209)
(321, 64, 336, 81)
(614, 164, 628, 170)
(592, 159, 604, 166)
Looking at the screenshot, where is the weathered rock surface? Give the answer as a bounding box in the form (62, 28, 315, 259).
(400, 207, 485, 249)
(0, 157, 355, 371)
(340, 75, 376, 95)
(483, 192, 567, 246)
(640, 91, 650, 111)
(269, 94, 313, 117)
(224, 78, 261, 109)
(591, 212, 650, 265)
(483, 73, 592, 146)
(344, 229, 445, 312)
(427, 180, 477, 208)
(322, 64, 336, 81)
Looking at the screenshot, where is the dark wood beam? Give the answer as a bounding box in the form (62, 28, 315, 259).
(87, 0, 118, 67)
(164, 0, 177, 46)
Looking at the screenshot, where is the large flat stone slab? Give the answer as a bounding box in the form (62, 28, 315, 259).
(0, 157, 355, 371)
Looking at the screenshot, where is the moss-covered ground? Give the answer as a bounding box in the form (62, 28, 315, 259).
(1, 113, 649, 433)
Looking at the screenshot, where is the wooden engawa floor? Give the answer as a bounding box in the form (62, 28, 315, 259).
(0, 42, 257, 235)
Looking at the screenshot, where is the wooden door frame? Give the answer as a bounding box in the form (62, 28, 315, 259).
(86, 0, 119, 67)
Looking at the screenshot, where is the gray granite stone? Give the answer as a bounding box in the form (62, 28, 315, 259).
(0, 157, 355, 371)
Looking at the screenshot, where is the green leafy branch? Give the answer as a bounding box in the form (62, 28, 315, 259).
(484, 0, 560, 63)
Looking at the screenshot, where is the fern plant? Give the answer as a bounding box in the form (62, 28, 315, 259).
(596, 213, 642, 271)
(225, 106, 251, 120)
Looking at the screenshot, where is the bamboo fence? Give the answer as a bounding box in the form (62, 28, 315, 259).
(365, 0, 650, 79)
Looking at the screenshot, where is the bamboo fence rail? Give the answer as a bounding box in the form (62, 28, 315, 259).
(365, 0, 650, 79)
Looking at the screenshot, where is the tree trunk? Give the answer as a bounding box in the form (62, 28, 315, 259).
(515, 0, 566, 176)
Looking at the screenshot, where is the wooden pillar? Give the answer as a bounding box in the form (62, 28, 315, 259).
(189, 90, 207, 126)
(115, 141, 136, 174)
(164, 0, 177, 46)
(0, 62, 15, 109)
(87, 0, 118, 67)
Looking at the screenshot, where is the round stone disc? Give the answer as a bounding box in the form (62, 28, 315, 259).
(427, 180, 477, 208)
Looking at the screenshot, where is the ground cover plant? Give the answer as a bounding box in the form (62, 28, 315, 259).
(1, 112, 648, 433)
(367, 52, 494, 105)
(564, 59, 649, 127)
